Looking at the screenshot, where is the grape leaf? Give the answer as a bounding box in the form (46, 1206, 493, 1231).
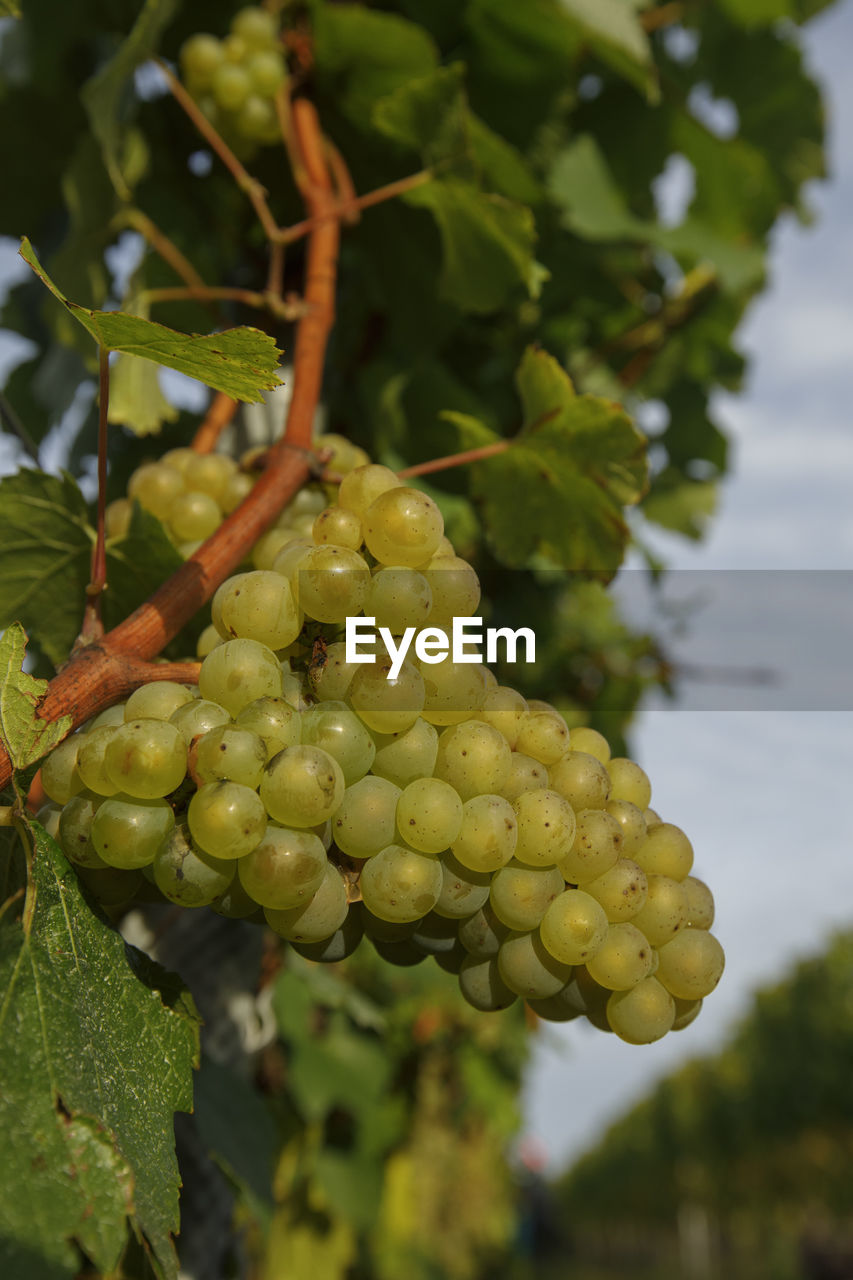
(312, 2, 438, 121)
(0, 469, 93, 668)
(445, 348, 648, 574)
(103, 504, 197, 653)
(373, 64, 471, 171)
(0, 624, 72, 773)
(642, 469, 717, 539)
(108, 351, 179, 437)
(559, 0, 656, 97)
(80, 0, 178, 200)
(20, 239, 284, 402)
(0, 825, 200, 1279)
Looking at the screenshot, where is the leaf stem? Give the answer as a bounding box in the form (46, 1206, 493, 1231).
(277, 170, 432, 245)
(143, 285, 304, 321)
(117, 208, 210, 297)
(79, 348, 110, 645)
(397, 440, 511, 480)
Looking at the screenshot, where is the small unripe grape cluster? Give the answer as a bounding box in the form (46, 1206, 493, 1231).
(179, 7, 286, 146)
(45, 451, 724, 1047)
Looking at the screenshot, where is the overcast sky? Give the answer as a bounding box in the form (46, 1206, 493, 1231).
(525, 0, 853, 1171)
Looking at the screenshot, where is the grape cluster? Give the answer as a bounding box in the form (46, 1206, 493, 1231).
(43, 455, 724, 1046)
(179, 7, 286, 147)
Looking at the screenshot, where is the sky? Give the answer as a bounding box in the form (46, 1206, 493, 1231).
(524, 0, 853, 1171)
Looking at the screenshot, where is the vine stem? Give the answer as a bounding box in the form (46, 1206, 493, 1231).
(0, 97, 340, 792)
(191, 391, 239, 453)
(79, 347, 110, 644)
(397, 440, 510, 479)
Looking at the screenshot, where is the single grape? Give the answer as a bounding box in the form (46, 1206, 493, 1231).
(260, 745, 344, 827)
(424, 556, 481, 629)
(91, 794, 175, 869)
(294, 544, 370, 623)
(245, 49, 286, 96)
(237, 825, 327, 908)
(180, 33, 224, 89)
(364, 486, 444, 567)
(300, 700, 376, 785)
(306, 639, 360, 702)
(153, 825, 234, 907)
(569, 726, 611, 764)
(192, 724, 267, 789)
(490, 861, 564, 932)
(634, 822, 694, 881)
(125, 681, 195, 722)
(337, 464, 401, 517)
(585, 922, 654, 991)
(104, 498, 132, 538)
(231, 6, 279, 50)
(479, 686, 528, 748)
(549, 751, 611, 811)
(498, 931, 573, 1000)
(631, 874, 689, 947)
(183, 452, 237, 501)
(370, 717, 438, 789)
(291, 907, 365, 963)
(458, 956, 517, 1012)
(671, 995, 703, 1031)
(513, 789, 577, 868)
(349, 658, 425, 734)
(606, 977, 675, 1044)
(331, 775, 401, 858)
(170, 698, 231, 746)
(235, 696, 301, 755)
(76, 863, 143, 908)
(515, 710, 570, 765)
(187, 780, 267, 859)
(265, 863, 349, 943)
(169, 491, 222, 542)
(605, 799, 648, 857)
(211, 875, 261, 919)
(607, 758, 652, 810)
(418, 653, 486, 727)
(410, 912, 459, 955)
(584, 858, 648, 923)
(539, 889, 609, 965)
(199, 638, 283, 715)
(656, 928, 725, 1000)
(683, 876, 715, 930)
(433, 719, 511, 800)
(396, 777, 463, 854)
(128, 462, 185, 519)
(312, 505, 363, 550)
(458, 902, 510, 958)
(365, 566, 432, 633)
(41, 736, 83, 805)
(213, 570, 302, 649)
(359, 844, 443, 923)
(557, 808, 622, 885)
(433, 850, 491, 919)
(498, 752, 549, 803)
(104, 719, 187, 799)
(451, 794, 517, 873)
(58, 794, 103, 868)
(76, 727, 120, 797)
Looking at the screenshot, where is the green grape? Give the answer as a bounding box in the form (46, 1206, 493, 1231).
(656, 928, 725, 1000)
(37, 803, 62, 841)
(211, 875, 261, 919)
(573, 967, 614, 1032)
(170, 698, 231, 745)
(192, 724, 267, 788)
(671, 995, 703, 1031)
(222, 33, 248, 63)
(683, 876, 715, 929)
(479, 686, 528, 748)
(359, 844, 443, 923)
(312, 505, 363, 550)
(213, 570, 302, 649)
(418, 654, 486, 727)
(458, 902, 510, 958)
(568, 726, 611, 764)
(549, 751, 612, 811)
(498, 931, 573, 1000)
(221, 470, 254, 513)
(291, 908, 364, 963)
(370, 717, 438, 789)
(513, 789, 577, 868)
(515, 710, 570, 765)
(237, 825, 327, 909)
(300, 700, 375, 785)
(527, 982, 587, 1023)
(231, 6, 279, 49)
(458, 956, 517, 1012)
(605, 799, 648, 857)
(183, 452, 237, 501)
(265, 863, 349, 943)
(634, 822, 694, 881)
(187, 780, 267, 859)
(349, 658, 425, 734)
(89, 704, 127, 729)
(645, 807, 663, 829)
(584, 858, 648, 923)
(245, 49, 286, 97)
(307, 640, 360, 702)
(180, 33, 224, 89)
(252, 527, 302, 570)
(91, 794, 175, 868)
(125, 681, 195, 722)
(360, 907, 417, 943)
(128, 462, 185, 519)
(337, 463, 401, 517)
(585, 922, 654, 991)
(76, 727, 120, 797)
(41, 736, 83, 805)
(365, 566, 432, 633)
(331, 776, 400, 858)
(423, 556, 481, 629)
(313, 435, 371, 478)
(160, 448, 196, 473)
(433, 850, 491, 919)
(58, 794, 103, 867)
(260, 745, 344, 827)
(294, 544, 370, 623)
(539, 889, 609, 965)
(169, 491, 221, 541)
(557, 809, 622, 885)
(364, 486, 444, 567)
(199, 637, 283, 714)
(235, 696, 301, 754)
(451, 794, 517, 873)
(105, 498, 132, 538)
(410, 912, 459, 955)
(371, 938, 427, 967)
(196, 624, 223, 659)
(104, 719, 187, 799)
(606, 977, 675, 1044)
(632, 874, 689, 947)
(396, 777, 463, 854)
(289, 484, 331, 517)
(435, 941, 467, 974)
(76, 863, 143, 908)
(499, 752, 549, 803)
(271, 537, 314, 586)
(153, 825, 234, 907)
(433, 720, 511, 800)
(490, 861, 563, 932)
(608, 758, 652, 810)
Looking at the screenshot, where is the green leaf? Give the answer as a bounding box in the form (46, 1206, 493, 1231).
(80, 0, 178, 200)
(0, 625, 72, 773)
(558, 0, 656, 98)
(0, 0, 21, 15)
(0, 825, 200, 1279)
(107, 352, 179, 437)
(313, 3, 438, 122)
(404, 180, 542, 312)
(447, 348, 648, 573)
(373, 64, 471, 171)
(193, 1059, 276, 1209)
(0, 469, 93, 668)
(642, 469, 717, 539)
(19, 239, 284, 402)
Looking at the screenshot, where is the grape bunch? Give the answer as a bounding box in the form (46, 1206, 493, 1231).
(42, 458, 724, 1046)
(179, 7, 287, 147)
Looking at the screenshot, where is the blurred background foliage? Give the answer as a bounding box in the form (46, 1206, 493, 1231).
(0, 0, 843, 1277)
